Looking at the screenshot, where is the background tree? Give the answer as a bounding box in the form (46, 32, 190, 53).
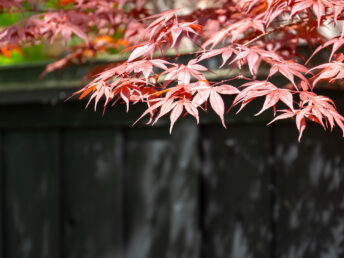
(1, 0, 344, 140)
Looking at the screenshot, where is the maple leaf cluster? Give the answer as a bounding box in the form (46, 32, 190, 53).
(1, 0, 344, 140)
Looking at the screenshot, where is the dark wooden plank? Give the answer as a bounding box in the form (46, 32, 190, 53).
(274, 124, 344, 258)
(201, 124, 271, 258)
(0, 132, 4, 258)
(63, 129, 123, 258)
(0, 102, 148, 129)
(125, 120, 200, 258)
(4, 130, 59, 258)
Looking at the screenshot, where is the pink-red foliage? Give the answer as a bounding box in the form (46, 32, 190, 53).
(1, 0, 344, 140)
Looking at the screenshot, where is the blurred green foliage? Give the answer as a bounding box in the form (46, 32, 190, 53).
(0, 0, 72, 65)
(0, 44, 50, 65)
(0, 13, 22, 26)
(0, 0, 124, 66)
(0, 10, 50, 65)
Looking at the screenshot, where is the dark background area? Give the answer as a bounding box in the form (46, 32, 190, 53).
(0, 62, 344, 258)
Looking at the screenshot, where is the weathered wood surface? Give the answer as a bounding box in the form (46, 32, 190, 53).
(125, 121, 200, 258)
(3, 130, 60, 258)
(201, 125, 272, 258)
(0, 132, 4, 258)
(273, 124, 344, 258)
(1, 91, 344, 258)
(63, 129, 124, 258)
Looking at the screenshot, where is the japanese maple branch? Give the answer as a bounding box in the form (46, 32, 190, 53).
(243, 12, 342, 47)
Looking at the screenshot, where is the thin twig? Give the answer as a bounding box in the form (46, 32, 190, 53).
(243, 12, 343, 47)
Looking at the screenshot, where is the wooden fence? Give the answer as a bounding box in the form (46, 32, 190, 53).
(0, 63, 344, 258)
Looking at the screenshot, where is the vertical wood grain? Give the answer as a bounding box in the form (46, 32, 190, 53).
(4, 130, 60, 258)
(201, 125, 271, 258)
(274, 124, 344, 258)
(63, 129, 123, 258)
(125, 121, 200, 258)
(0, 132, 5, 258)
